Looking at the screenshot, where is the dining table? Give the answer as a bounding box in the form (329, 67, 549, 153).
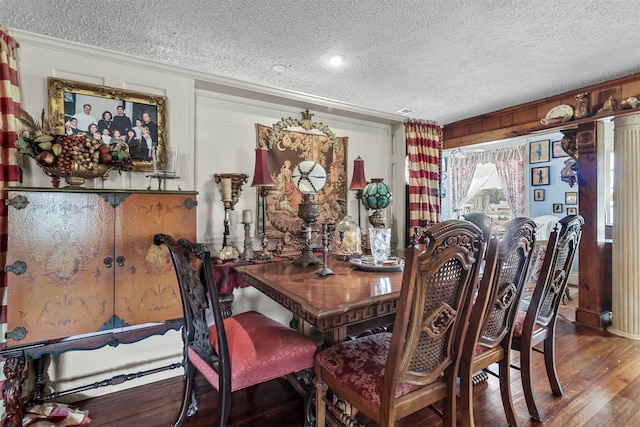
(235, 255, 405, 346)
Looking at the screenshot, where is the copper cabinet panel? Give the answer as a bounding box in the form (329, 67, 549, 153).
(5, 189, 197, 347)
(114, 193, 196, 326)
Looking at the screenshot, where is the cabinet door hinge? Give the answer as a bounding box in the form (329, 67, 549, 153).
(5, 195, 29, 210)
(6, 326, 27, 342)
(5, 260, 27, 275)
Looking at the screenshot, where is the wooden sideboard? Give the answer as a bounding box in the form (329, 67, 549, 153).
(2, 188, 197, 426)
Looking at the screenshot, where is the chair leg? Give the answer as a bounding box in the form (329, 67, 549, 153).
(498, 358, 519, 427)
(459, 362, 475, 427)
(543, 333, 563, 396)
(314, 376, 328, 427)
(173, 361, 197, 427)
(441, 392, 457, 427)
(219, 381, 232, 427)
(519, 344, 542, 421)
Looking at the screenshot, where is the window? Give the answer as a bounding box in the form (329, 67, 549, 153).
(603, 121, 614, 226)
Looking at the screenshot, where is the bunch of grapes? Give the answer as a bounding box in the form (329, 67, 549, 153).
(58, 134, 102, 173)
(114, 156, 134, 172)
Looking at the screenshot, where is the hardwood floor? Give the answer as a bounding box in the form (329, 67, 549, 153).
(76, 296, 640, 426)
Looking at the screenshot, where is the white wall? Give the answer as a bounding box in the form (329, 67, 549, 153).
(11, 30, 404, 401)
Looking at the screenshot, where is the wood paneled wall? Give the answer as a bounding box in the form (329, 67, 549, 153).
(443, 72, 640, 149)
(442, 73, 640, 329)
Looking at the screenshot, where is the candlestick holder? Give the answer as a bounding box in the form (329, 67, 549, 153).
(213, 173, 248, 260)
(240, 220, 254, 260)
(257, 186, 273, 260)
(294, 193, 322, 267)
(316, 223, 345, 277)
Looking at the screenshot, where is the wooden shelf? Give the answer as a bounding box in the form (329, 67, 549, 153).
(529, 106, 640, 135)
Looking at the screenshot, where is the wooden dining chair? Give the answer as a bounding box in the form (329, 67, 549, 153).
(314, 219, 487, 427)
(510, 215, 584, 420)
(458, 217, 537, 427)
(154, 234, 318, 427)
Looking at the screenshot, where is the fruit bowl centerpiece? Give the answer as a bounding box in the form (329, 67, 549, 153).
(16, 109, 133, 188)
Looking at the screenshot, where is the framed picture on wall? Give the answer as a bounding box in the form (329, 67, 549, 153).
(565, 191, 578, 205)
(529, 139, 550, 163)
(552, 140, 569, 158)
(553, 203, 563, 213)
(531, 166, 550, 186)
(567, 207, 577, 215)
(534, 189, 545, 201)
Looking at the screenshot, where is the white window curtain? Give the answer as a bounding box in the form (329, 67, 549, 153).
(450, 144, 526, 218)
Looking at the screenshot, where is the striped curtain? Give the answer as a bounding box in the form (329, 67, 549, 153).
(405, 119, 442, 229)
(0, 26, 22, 388)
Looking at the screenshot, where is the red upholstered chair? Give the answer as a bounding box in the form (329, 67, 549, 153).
(314, 220, 487, 427)
(511, 215, 584, 420)
(458, 217, 537, 427)
(154, 234, 317, 427)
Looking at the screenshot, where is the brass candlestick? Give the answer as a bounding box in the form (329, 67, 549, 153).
(213, 173, 248, 260)
(294, 193, 322, 267)
(257, 186, 273, 260)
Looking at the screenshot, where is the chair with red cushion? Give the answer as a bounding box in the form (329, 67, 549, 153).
(154, 234, 317, 427)
(510, 215, 584, 420)
(314, 219, 487, 427)
(458, 217, 537, 427)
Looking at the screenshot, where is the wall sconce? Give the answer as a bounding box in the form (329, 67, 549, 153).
(250, 148, 275, 260)
(349, 156, 368, 228)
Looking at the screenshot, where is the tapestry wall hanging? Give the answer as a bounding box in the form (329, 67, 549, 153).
(255, 122, 348, 239)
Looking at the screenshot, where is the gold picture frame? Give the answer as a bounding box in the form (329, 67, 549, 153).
(47, 77, 168, 172)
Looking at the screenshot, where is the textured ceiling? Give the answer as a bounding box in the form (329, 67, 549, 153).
(1, 0, 639, 124)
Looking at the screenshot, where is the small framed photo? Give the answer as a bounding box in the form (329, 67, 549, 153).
(553, 203, 563, 213)
(530, 139, 550, 163)
(567, 207, 577, 215)
(552, 140, 569, 158)
(565, 191, 578, 205)
(531, 166, 550, 186)
(534, 189, 545, 201)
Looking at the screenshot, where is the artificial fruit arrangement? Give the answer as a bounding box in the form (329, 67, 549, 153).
(15, 108, 133, 187)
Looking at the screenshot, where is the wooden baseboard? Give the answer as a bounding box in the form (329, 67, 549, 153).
(575, 306, 612, 329)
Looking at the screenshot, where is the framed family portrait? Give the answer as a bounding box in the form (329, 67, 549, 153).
(47, 77, 168, 172)
(567, 207, 578, 215)
(534, 189, 545, 201)
(565, 191, 578, 205)
(529, 139, 550, 163)
(531, 166, 550, 186)
(553, 203, 563, 213)
(552, 140, 569, 158)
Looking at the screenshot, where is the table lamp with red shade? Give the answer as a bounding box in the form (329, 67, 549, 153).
(349, 156, 368, 228)
(251, 147, 276, 260)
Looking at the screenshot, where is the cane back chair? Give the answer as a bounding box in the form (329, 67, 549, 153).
(314, 219, 487, 427)
(511, 215, 584, 420)
(154, 234, 317, 427)
(459, 217, 537, 427)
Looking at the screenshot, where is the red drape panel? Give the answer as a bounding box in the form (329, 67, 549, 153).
(405, 119, 442, 229)
(0, 26, 22, 388)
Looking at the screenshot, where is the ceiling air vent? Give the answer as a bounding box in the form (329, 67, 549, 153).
(397, 107, 415, 115)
